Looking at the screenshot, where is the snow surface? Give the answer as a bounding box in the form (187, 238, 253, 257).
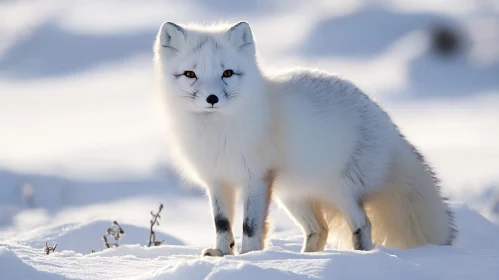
(1, 0, 499, 279)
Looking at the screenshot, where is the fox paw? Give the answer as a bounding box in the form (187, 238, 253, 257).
(202, 248, 233, 257)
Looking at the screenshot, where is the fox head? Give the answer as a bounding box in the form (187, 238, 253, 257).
(154, 22, 265, 115)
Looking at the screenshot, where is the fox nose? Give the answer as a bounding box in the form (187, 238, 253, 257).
(206, 94, 219, 106)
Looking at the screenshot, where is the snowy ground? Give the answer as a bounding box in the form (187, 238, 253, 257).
(1, 0, 499, 279)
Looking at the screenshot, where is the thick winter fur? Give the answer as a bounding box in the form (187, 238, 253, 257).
(153, 21, 456, 256)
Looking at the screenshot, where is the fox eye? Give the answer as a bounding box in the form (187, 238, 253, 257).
(222, 69, 234, 78)
(184, 71, 196, 78)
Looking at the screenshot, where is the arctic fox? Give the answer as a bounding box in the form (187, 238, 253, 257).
(153, 21, 456, 256)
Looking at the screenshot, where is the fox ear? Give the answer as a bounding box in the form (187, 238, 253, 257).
(158, 22, 186, 54)
(225, 22, 254, 52)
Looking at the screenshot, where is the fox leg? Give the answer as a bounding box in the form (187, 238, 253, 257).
(202, 184, 236, 257)
(334, 192, 373, 251)
(240, 177, 272, 254)
(280, 198, 328, 252)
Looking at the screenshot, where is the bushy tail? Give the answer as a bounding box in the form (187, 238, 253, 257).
(326, 140, 456, 250)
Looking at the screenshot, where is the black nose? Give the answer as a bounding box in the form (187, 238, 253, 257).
(206, 94, 219, 106)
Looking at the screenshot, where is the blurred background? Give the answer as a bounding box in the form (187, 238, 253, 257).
(1, 0, 499, 247)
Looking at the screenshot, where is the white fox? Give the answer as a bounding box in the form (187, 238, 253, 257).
(153, 21, 456, 256)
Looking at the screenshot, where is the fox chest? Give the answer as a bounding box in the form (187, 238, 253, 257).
(178, 133, 266, 186)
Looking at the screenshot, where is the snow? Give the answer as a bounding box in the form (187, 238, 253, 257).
(2, 204, 499, 279)
(1, 0, 499, 279)
(0, 247, 66, 280)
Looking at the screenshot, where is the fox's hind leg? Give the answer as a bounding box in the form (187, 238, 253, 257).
(279, 198, 328, 252)
(332, 191, 373, 251)
(202, 184, 236, 257)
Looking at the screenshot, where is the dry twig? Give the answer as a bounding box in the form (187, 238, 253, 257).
(148, 203, 165, 247)
(44, 242, 57, 255)
(103, 221, 125, 248)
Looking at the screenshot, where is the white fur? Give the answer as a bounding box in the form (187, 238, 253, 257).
(154, 22, 456, 255)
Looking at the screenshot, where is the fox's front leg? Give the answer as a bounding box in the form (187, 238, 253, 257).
(202, 185, 236, 257)
(240, 177, 272, 254)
